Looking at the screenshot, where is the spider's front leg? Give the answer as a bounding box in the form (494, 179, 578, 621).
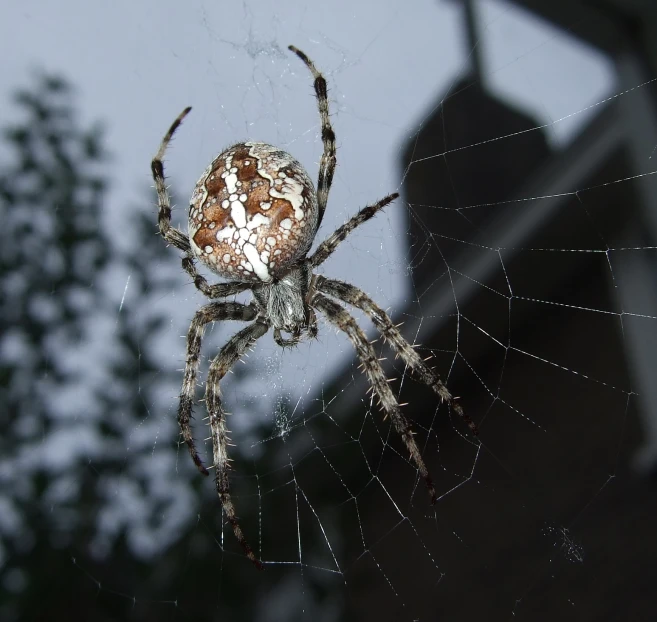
(151, 107, 193, 254)
(179, 302, 258, 475)
(288, 45, 336, 228)
(153, 109, 252, 300)
(206, 319, 269, 570)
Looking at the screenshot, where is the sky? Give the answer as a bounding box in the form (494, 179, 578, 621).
(0, 0, 615, 438)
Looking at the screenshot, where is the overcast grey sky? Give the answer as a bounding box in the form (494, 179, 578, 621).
(1, 0, 614, 438)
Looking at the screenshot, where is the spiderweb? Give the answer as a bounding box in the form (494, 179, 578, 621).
(2, 0, 657, 620)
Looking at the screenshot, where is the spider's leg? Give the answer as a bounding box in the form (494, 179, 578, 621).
(151, 107, 193, 253)
(312, 293, 437, 503)
(316, 277, 478, 436)
(309, 193, 399, 269)
(180, 256, 252, 299)
(152, 110, 250, 300)
(179, 302, 258, 476)
(206, 319, 269, 570)
(288, 46, 336, 229)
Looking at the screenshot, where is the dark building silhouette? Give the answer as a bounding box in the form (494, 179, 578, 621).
(300, 1, 657, 619)
(401, 74, 551, 291)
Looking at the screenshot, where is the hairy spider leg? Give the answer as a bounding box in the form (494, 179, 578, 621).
(309, 193, 399, 268)
(152, 108, 252, 299)
(151, 107, 192, 254)
(313, 294, 437, 503)
(317, 276, 478, 436)
(289, 45, 337, 230)
(179, 302, 258, 475)
(206, 320, 270, 570)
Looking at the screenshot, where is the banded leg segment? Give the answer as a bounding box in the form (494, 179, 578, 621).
(313, 293, 436, 503)
(206, 320, 269, 570)
(309, 193, 399, 268)
(288, 45, 337, 229)
(152, 108, 251, 299)
(151, 107, 193, 253)
(179, 302, 258, 475)
(317, 276, 478, 435)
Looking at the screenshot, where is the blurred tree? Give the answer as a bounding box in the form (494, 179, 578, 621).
(0, 73, 110, 618)
(0, 74, 202, 621)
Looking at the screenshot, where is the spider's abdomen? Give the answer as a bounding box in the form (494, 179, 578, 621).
(189, 142, 319, 282)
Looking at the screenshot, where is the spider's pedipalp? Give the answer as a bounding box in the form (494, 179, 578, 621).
(313, 293, 437, 503)
(179, 302, 259, 476)
(206, 320, 270, 570)
(273, 328, 301, 348)
(309, 193, 400, 268)
(317, 276, 479, 436)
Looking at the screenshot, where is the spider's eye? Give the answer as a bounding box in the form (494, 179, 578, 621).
(188, 142, 319, 283)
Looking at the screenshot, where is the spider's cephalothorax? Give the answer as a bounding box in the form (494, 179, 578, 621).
(250, 263, 316, 343)
(151, 45, 477, 571)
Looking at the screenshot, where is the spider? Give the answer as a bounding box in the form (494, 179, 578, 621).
(151, 45, 476, 570)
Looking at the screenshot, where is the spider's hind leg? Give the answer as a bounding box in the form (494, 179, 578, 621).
(316, 276, 478, 436)
(313, 293, 437, 503)
(206, 319, 269, 570)
(179, 301, 258, 476)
